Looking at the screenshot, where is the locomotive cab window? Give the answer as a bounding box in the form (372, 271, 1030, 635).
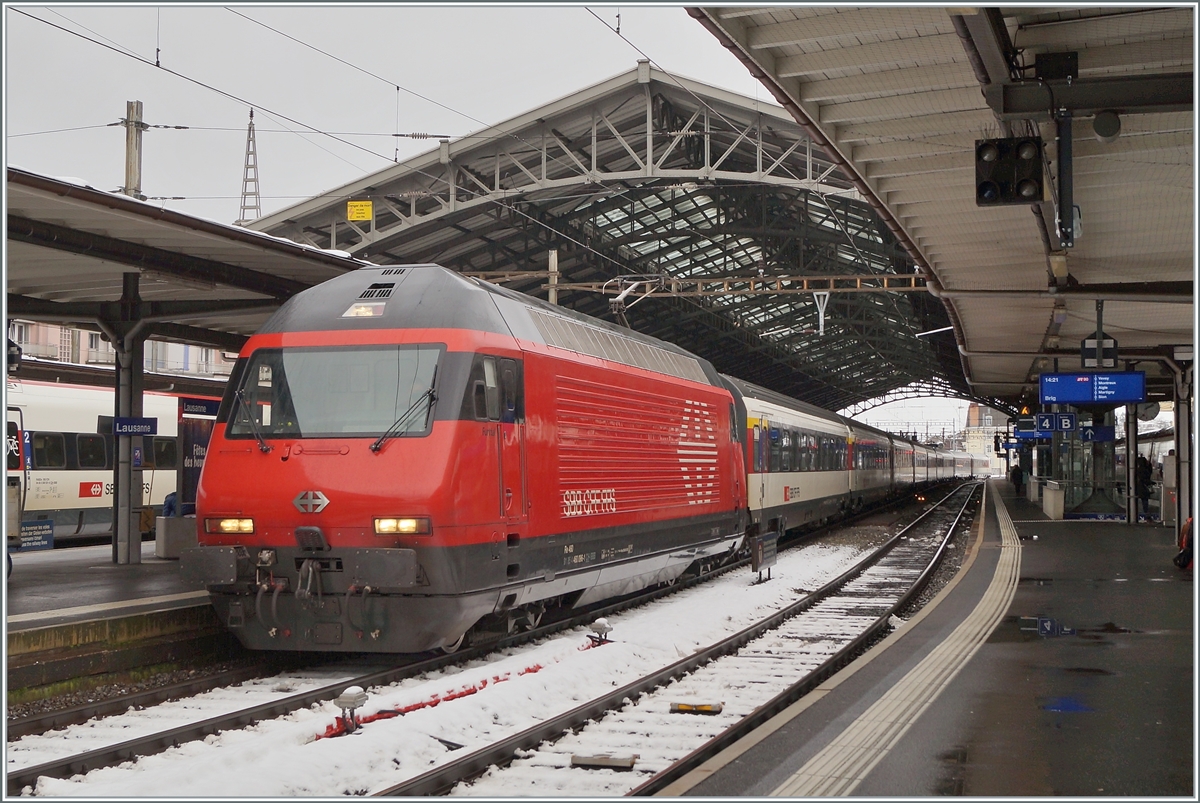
(225, 345, 441, 440)
(498, 358, 524, 424)
(464, 355, 503, 422)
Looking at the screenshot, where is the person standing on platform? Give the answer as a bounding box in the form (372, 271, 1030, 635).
(1135, 454, 1153, 519)
(1010, 463, 1024, 496)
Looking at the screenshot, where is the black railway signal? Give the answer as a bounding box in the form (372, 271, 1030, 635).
(975, 137, 1044, 206)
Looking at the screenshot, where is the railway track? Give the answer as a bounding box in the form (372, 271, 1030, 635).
(375, 482, 980, 796)
(7, 486, 962, 796)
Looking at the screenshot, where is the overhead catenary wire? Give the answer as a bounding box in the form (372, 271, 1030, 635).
(7, 124, 115, 138)
(12, 8, 393, 168)
(223, 7, 589, 180)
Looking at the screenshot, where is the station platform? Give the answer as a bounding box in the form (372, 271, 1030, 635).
(6, 542, 205, 632)
(665, 478, 1194, 797)
(5, 543, 226, 699)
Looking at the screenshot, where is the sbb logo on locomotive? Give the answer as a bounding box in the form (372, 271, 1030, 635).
(561, 488, 617, 518)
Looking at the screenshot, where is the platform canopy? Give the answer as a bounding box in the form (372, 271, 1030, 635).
(6, 166, 371, 355)
(691, 6, 1193, 407)
(252, 63, 970, 413)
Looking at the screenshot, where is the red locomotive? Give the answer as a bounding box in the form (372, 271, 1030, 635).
(183, 264, 748, 653)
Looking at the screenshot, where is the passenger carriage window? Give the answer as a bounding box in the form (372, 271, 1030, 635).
(768, 428, 781, 473)
(153, 438, 177, 470)
(33, 432, 66, 469)
(76, 434, 107, 469)
(752, 425, 761, 472)
(780, 430, 791, 472)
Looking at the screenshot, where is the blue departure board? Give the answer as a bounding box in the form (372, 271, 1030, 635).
(1040, 372, 1145, 404)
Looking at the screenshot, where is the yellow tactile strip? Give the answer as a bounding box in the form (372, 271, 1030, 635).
(771, 483, 1022, 797)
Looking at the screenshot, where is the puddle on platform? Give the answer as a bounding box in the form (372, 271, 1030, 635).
(1041, 695, 1094, 713)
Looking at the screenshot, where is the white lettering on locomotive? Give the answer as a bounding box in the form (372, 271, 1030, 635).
(561, 487, 617, 518)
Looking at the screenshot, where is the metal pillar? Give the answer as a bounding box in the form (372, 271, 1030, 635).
(1175, 370, 1193, 539)
(1125, 403, 1138, 524)
(548, 249, 559, 305)
(103, 273, 149, 564)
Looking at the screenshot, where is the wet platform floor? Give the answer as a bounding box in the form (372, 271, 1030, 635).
(675, 479, 1193, 797)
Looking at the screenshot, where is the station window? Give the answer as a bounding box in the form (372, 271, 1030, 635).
(33, 432, 66, 469)
(76, 434, 107, 469)
(153, 438, 177, 470)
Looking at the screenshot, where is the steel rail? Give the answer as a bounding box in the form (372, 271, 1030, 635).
(6, 660, 291, 740)
(6, 484, 948, 795)
(372, 482, 978, 796)
(629, 481, 980, 796)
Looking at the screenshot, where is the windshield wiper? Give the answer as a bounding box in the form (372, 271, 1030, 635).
(235, 389, 273, 453)
(371, 372, 438, 453)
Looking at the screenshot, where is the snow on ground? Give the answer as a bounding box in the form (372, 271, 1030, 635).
(15, 541, 867, 797)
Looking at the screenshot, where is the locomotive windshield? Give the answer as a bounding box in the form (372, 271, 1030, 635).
(224, 345, 440, 440)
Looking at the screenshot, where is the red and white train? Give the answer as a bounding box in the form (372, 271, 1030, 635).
(182, 264, 986, 653)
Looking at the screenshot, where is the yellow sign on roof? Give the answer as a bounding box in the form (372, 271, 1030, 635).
(346, 200, 373, 221)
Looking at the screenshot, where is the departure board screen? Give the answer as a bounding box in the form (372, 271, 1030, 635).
(1040, 372, 1145, 404)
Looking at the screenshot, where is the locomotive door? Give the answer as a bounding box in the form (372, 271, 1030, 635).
(497, 359, 526, 525)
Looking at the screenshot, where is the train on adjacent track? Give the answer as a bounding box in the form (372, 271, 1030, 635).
(6, 381, 188, 547)
(181, 264, 987, 654)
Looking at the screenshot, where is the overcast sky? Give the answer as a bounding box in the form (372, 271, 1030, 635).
(5, 4, 765, 224)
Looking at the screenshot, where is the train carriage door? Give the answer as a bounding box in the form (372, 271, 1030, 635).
(498, 358, 526, 526)
(6, 412, 24, 554)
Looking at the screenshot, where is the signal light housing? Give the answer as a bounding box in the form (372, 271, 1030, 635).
(975, 137, 1044, 206)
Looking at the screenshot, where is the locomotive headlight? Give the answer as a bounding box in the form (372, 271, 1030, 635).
(374, 517, 431, 535)
(205, 518, 255, 534)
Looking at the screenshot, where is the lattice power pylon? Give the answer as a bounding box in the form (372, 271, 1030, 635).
(235, 109, 261, 226)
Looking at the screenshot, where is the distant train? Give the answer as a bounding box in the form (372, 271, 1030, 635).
(182, 263, 986, 655)
(5, 380, 197, 545)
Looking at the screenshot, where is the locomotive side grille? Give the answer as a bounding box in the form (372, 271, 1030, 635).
(556, 375, 720, 517)
(528, 308, 708, 384)
(380, 268, 405, 276)
(359, 282, 395, 299)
